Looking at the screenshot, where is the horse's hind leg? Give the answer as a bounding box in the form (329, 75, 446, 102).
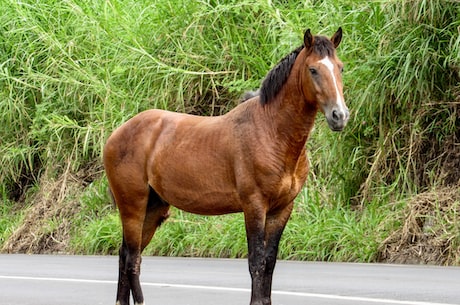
(140, 187, 170, 252)
(117, 238, 133, 305)
(117, 226, 144, 305)
(115, 185, 170, 305)
(110, 179, 150, 305)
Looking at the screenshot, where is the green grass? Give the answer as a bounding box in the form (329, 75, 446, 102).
(0, 198, 24, 247)
(279, 188, 397, 262)
(1, 0, 458, 262)
(70, 177, 119, 254)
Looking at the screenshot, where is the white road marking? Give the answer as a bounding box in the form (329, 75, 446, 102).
(0, 275, 456, 305)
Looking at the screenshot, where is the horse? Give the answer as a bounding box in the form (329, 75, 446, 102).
(103, 27, 349, 305)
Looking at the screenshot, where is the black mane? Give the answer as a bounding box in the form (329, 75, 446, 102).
(260, 46, 303, 105)
(259, 36, 335, 105)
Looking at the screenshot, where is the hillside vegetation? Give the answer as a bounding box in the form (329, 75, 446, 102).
(1, 0, 459, 264)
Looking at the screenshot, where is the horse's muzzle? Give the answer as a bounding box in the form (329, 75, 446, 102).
(327, 108, 350, 131)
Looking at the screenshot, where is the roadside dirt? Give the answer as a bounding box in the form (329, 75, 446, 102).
(379, 186, 460, 265)
(1, 173, 81, 254)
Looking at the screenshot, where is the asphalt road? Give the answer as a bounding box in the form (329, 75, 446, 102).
(0, 255, 459, 305)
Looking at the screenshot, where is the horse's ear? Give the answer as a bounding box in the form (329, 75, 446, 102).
(331, 27, 342, 48)
(304, 29, 314, 50)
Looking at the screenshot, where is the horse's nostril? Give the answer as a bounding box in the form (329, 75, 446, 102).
(332, 110, 340, 122)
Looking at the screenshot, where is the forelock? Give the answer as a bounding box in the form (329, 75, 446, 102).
(313, 36, 335, 57)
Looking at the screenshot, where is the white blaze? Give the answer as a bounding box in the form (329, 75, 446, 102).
(318, 57, 347, 113)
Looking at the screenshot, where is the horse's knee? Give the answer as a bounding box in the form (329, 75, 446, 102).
(250, 297, 271, 305)
(126, 251, 141, 275)
(249, 258, 266, 277)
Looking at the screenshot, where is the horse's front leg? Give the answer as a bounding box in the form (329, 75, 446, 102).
(262, 202, 294, 301)
(244, 208, 268, 305)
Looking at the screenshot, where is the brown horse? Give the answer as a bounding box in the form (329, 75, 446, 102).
(104, 27, 349, 305)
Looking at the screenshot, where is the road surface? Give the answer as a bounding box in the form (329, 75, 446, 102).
(0, 255, 458, 305)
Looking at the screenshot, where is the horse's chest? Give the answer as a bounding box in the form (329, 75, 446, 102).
(269, 156, 309, 204)
(275, 174, 304, 203)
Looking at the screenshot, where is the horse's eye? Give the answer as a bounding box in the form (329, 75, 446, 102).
(309, 68, 318, 76)
(340, 66, 344, 74)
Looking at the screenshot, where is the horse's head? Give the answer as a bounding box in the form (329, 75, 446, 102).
(300, 28, 349, 131)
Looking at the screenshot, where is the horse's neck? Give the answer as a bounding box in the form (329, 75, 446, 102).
(262, 64, 318, 153)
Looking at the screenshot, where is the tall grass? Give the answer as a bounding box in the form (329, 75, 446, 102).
(353, 0, 460, 201)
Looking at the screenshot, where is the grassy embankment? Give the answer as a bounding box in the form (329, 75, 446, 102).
(1, 0, 458, 264)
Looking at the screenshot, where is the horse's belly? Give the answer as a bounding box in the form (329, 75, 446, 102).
(149, 163, 242, 216)
(158, 185, 242, 215)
